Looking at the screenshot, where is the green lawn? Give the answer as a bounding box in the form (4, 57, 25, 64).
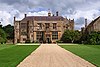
(0, 45, 39, 67)
(60, 45, 100, 67)
(0, 45, 15, 50)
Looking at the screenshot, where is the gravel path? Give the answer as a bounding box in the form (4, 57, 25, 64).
(17, 44, 96, 67)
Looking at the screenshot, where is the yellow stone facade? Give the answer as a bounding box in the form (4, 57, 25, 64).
(85, 16, 100, 33)
(14, 12, 74, 43)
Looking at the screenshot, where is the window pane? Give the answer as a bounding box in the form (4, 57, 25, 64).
(52, 32, 58, 39)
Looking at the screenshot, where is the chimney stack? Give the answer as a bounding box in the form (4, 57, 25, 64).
(52, 14, 55, 16)
(56, 11, 58, 16)
(14, 16, 16, 21)
(85, 18, 87, 28)
(48, 9, 51, 16)
(25, 14, 27, 18)
(0, 22, 2, 28)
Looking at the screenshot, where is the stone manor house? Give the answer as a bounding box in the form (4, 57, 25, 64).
(85, 16, 100, 33)
(14, 11, 74, 43)
(81, 16, 100, 34)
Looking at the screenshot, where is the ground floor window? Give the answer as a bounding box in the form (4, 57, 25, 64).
(52, 32, 58, 40)
(36, 32, 43, 41)
(23, 38, 26, 41)
(17, 39, 20, 43)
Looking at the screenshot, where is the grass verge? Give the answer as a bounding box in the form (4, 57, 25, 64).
(0, 45, 15, 50)
(60, 45, 100, 67)
(0, 45, 39, 67)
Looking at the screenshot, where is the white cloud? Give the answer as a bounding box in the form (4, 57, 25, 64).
(67, 9, 100, 20)
(15, 11, 49, 21)
(0, 11, 11, 26)
(66, 9, 100, 30)
(0, 0, 100, 30)
(27, 11, 48, 16)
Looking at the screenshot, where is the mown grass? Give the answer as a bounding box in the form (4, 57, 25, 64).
(0, 45, 15, 50)
(0, 45, 39, 67)
(60, 45, 100, 67)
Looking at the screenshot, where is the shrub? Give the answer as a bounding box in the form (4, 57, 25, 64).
(61, 30, 81, 43)
(34, 40, 39, 43)
(56, 40, 63, 43)
(81, 31, 100, 45)
(25, 40, 31, 43)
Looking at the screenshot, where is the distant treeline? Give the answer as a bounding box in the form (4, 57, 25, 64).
(58, 30, 100, 45)
(0, 24, 14, 44)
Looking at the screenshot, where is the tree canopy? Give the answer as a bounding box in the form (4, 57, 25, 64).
(3, 24, 14, 40)
(0, 28, 7, 44)
(81, 31, 100, 45)
(61, 30, 81, 43)
(0, 24, 14, 44)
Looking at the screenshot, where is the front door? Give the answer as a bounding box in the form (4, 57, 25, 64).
(47, 38, 51, 43)
(45, 32, 51, 43)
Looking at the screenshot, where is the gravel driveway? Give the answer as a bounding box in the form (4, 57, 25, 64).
(17, 44, 96, 67)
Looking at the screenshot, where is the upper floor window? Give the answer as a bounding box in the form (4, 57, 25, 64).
(53, 23, 57, 29)
(21, 23, 27, 29)
(45, 23, 50, 29)
(21, 32, 27, 35)
(37, 23, 42, 29)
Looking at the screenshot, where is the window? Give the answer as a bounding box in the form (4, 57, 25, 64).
(45, 23, 50, 29)
(21, 23, 27, 29)
(21, 29, 27, 35)
(31, 35, 33, 37)
(52, 32, 58, 40)
(37, 23, 42, 29)
(36, 32, 43, 41)
(21, 32, 27, 35)
(23, 38, 26, 41)
(53, 23, 57, 29)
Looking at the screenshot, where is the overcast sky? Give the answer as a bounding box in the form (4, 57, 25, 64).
(0, 0, 100, 30)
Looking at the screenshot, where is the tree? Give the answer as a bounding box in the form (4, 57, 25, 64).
(0, 22, 2, 28)
(81, 31, 100, 45)
(61, 30, 81, 43)
(3, 24, 14, 40)
(0, 28, 7, 44)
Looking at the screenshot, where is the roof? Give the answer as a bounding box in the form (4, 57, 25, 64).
(24, 16, 64, 21)
(15, 21, 21, 23)
(86, 16, 100, 28)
